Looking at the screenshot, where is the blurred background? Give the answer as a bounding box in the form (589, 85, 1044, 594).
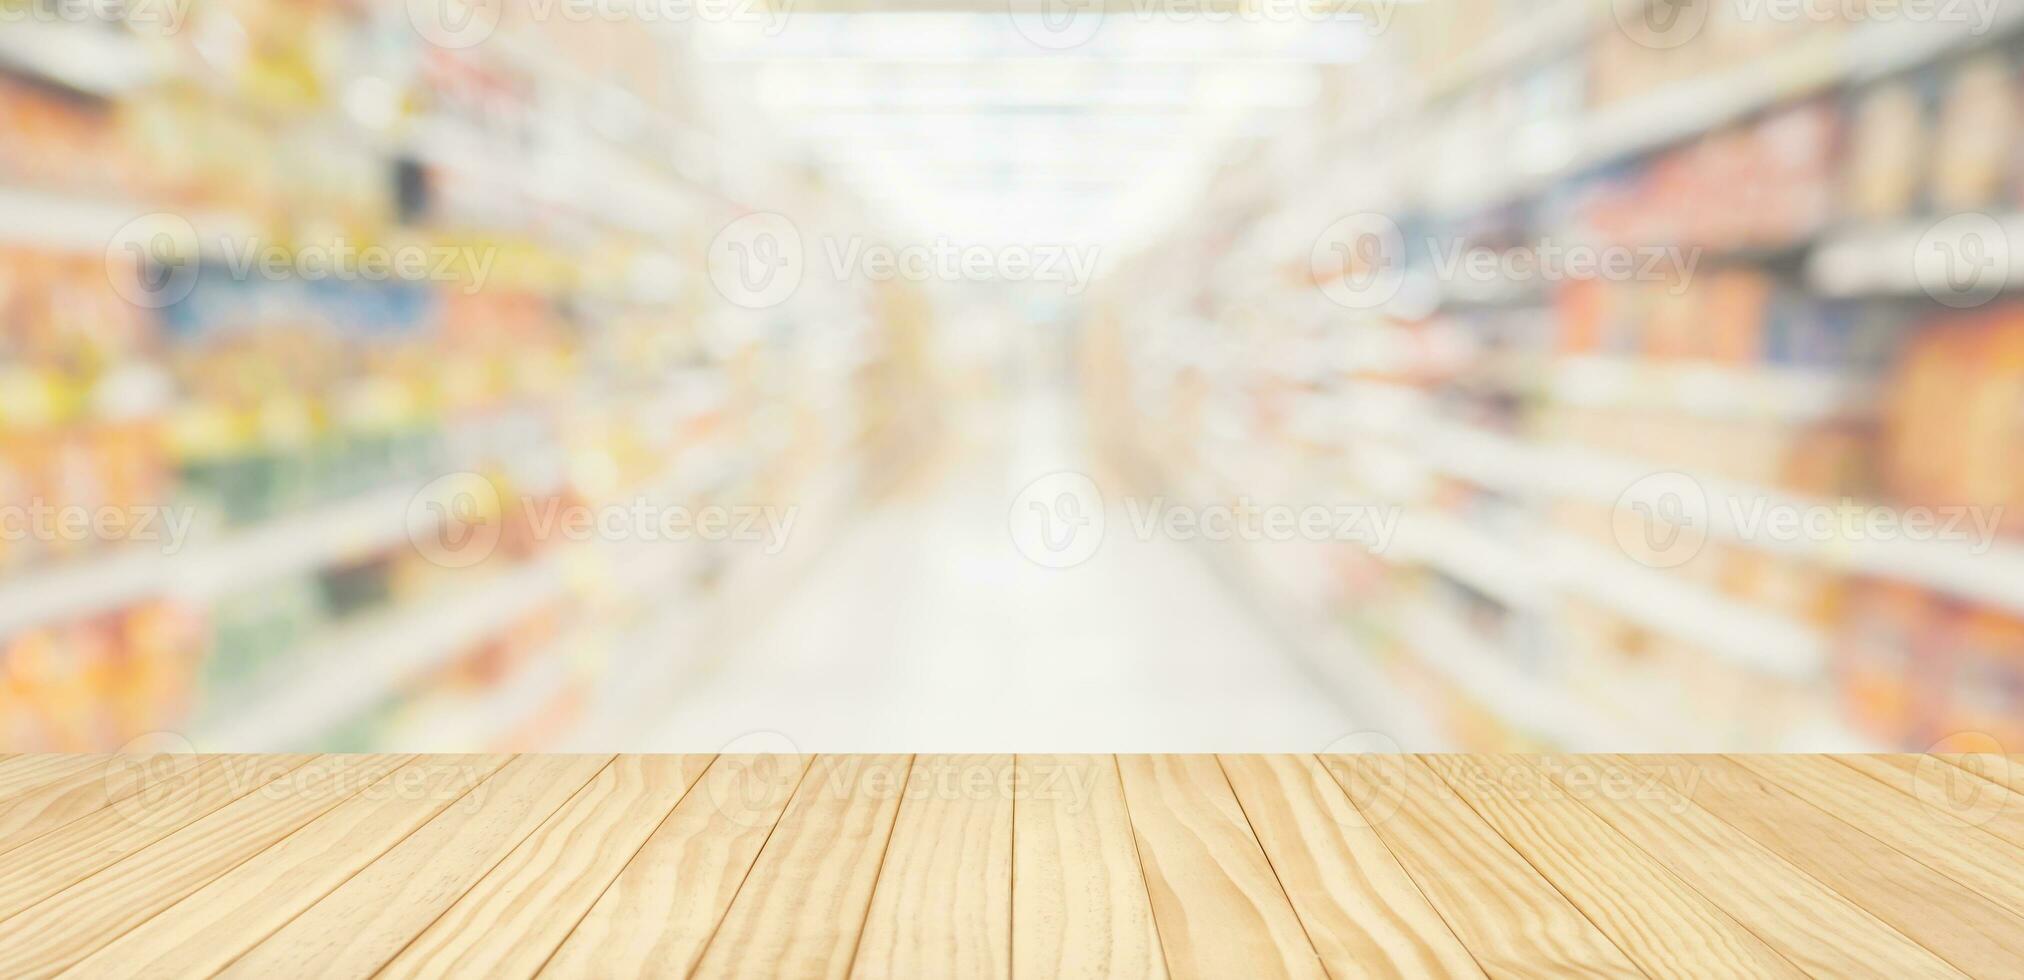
(3, 0, 2021, 754)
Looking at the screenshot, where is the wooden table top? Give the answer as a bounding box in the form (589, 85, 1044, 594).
(0, 754, 2019, 978)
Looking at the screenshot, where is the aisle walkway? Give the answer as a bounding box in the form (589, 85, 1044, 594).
(646, 391, 1361, 752)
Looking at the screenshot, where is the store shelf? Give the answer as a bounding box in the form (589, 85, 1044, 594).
(388, 651, 579, 751)
(195, 556, 571, 750)
(0, 20, 160, 97)
(1809, 212, 2024, 298)
(0, 374, 690, 640)
(173, 484, 439, 601)
(408, 537, 710, 749)
(0, 547, 164, 641)
(1539, 530, 1826, 680)
(1434, 13, 2024, 216)
(1549, 357, 1874, 422)
(1421, 1, 1595, 105)
(0, 481, 438, 639)
(190, 427, 754, 750)
(1388, 511, 1555, 612)
(1392, 601, 1641, 750)
(1385, 504, 1826, 679)
(1414, 419, 2024, 619)
(0, 184, 258, 255)
(1192, 528, 1450, 750)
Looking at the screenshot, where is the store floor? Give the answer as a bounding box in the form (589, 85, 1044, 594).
(642, 388, 1362, 752)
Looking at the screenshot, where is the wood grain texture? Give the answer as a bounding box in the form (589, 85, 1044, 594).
(1835, 753, 2024, 854)
(0, 752, 206, 857)
(689, 754, 913, 980)
(0, 754, 408, 979)
(7, 754, 2022, 977)
(1114, 754, 1326, 980)
(0, 755, 102, 801)
(1535, 756, 1963, 979)
(1218, 754, 1482, 979)
(0, 755, 307, 924)
(1009, 755, 1166, 980)
(59, 755, 508, 979)
(1652, 754, 2024, 977)
(1731, 755, 2024, 919)
(1420, 755, 1801, 978)
(220, 754, 614, 979)
(379, 754, 712, 978)
(851, 755, 1013, 980)
(540, 754, 813, 979)
(1938, 755, 2024, 796)
(1320, 755, 1643, 979)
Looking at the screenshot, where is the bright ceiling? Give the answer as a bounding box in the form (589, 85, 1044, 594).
(692, 11, 1377, 257)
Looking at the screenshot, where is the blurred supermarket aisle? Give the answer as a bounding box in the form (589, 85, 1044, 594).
(642, 384, 1363, 752)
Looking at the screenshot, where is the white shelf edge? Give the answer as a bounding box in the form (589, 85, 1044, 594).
(194, 556, 569, 750)
(0, 481, 434, 639)
(0, 184, 257, 255)
(1392, 601, 1641, 750)
(1431, 13, 2024, 217)
(1414, 420, 2024, 621)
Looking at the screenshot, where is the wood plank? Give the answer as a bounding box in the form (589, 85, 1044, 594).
(0, 752, 206, 857)
(0, 755, 308, 923)
(689, 754, 913, 980)
(1319, 755, 1642, 979)
(219, 754, 614, 979)
(1421, 755, 1801, 977)
(0, 754, 409, 978)
(0, 755, 103, 803)
(1113, 754, 1325, 980)
(851, 755, 1013, 980)
(379, 755, 712, 978)
(1731, 755, 2024, 919)
(1530, 756, 1962, 978)
(57, 756, 508, 979)
(541, 754, 813, 978)
(1009, 755, 1166, 980)
(1835, 754, 2024, 853)
(1218, 754, 1482, 979)
(1651, 754, 2024, 976)
(1936, 755, 2024, 800)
